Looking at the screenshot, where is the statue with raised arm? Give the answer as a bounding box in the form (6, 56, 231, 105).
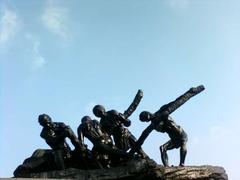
(130, 85, 205, 166)
(38, 114, 86, 170)
(92, 90, 147, 157)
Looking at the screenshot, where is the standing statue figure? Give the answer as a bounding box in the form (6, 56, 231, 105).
(78, 116, 130, 168)
(38, 114, 86, 170)
(92, 90, 147, 157)
(130, 85, 205, 167)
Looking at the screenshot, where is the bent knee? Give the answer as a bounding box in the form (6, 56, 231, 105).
(181, 145, 187, 152)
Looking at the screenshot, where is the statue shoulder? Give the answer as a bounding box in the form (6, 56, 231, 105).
(108, 109, 119, 116)
(55, 122, 67, 128)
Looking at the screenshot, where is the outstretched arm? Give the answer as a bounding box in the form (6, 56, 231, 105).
(129, 123, 154, 154)
(109, 110, 132, 127)
(40, 128, 68, 144)
(118, 113, 131, 127)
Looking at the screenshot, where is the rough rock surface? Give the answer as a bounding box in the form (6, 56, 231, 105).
(20, 158, 228, 180)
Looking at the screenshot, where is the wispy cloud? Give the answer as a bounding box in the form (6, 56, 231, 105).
(0, 7, 21, 44)
(33, 40, 46, 68)
(41, 1, 70, 40)
(26, 34, 46, 68)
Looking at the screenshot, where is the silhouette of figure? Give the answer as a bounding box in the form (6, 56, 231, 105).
(137, 111, 187, 166)
(93, 105, 147, 158)
(78, 116, 130, 168)
(130, 85, 205, 166)
(38, 114, 85, 169)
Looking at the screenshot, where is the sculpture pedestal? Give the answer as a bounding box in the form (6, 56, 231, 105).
(12, 158, 228, 180)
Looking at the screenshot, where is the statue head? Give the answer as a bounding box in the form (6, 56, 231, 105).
(38, 114, 53, 128)
(139, 111, 152, 122)
(81, 116, 92, 124)
(93, 105, 106, 118)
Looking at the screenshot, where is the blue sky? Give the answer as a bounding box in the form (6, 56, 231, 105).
(0, 0, 240, 179)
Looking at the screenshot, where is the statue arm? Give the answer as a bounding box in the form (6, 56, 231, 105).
(110, 110, 132, 127)
(118, 113, 131, 127)
(40, 129, 66, 143)
(137, 123, 154, 146)
(129, 123, 154, 154)
(77, 126, 84, 144)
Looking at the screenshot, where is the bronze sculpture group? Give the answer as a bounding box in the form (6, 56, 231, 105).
(14, 85, 205, 177)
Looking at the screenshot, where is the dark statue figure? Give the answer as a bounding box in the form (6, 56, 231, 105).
(138, 112, 188, 166)
(130, 85, 205, 167)
(38, 114, 86, 170)
(14, 86, 206, 178)
(92, 90, 147, 157)
(92, 105, 131, 149)
(78, 116, 130, 168)
(14, 114, 88, 177)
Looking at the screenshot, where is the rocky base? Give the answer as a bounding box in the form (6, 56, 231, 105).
(154, 165, 228, 180)
(17, 158, 228, 180)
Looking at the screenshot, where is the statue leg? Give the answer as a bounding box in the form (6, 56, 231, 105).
(160, 140, 175, 167)
(54, 149, 65, 170)
(179, 141, 187, 166)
